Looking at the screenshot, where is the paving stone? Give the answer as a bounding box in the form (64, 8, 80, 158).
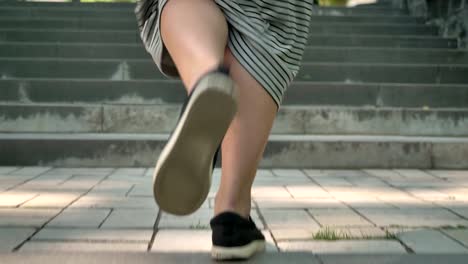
(0, 167, 20, 174)
(158, 208, 263, 229)
(438, 188, 468, 201)
(271, 169, 311, 181)
(443, 229, 468, 248)
(20, 241, 147, 252)
(253, 178, 310, 187)
(427, 170, 468, 182)
(109, 168, 146, 177)
(70, 195, 157, 209)
(335, 196, 395, 209)
(278, 240, 406, 254)
(44, 168, 113, 177)
(7, 167, 52, 177)
(270, 228, 317, 241)
(346, 177, 389, 187)
(87, 180, 133, 196)
(393, 169, 440, 180)
(151, 230, 212, 252)
(127, 183, 152, 197)
(285, 185, 332, 198)
(0, 208, 60, 227)
(308, 208, 373, 227)
(363, 169, 406, 180)
(313, 177, 354, 187)
(255, 169, 275, 178)
(0, 180, 25, 192)
(46, 208, 110, 228)
(0, 228, 36, 252)
(100, 209, 157, 229)
(0, 192, 38, 207)
(403, 188, 451, 201)
(152, 230, 277, 252)
(59, 175, 104, 190)
(21, 192, 82, 208)
(397, 229, 468, 253)
(256, 197, 345, 209)
(304, 170, 368, 178)
(357, 208, 468, 227)
(377, 195, 436, 209)
(436, 200, 468, 209)
(451, 208, 468, 219)
(33, 228, 153, 242)
(252, 186, 292, 198)
(261, 209, 320, 230)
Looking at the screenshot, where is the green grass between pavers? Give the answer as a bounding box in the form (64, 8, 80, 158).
(318, 0, 348, 6)
(189, 220, 208, 230)
(313, 227, 353, 240)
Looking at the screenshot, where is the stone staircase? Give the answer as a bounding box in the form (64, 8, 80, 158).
(0, 0, 467, 168)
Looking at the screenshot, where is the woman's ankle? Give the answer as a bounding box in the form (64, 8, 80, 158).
(214, 194, 251, 218)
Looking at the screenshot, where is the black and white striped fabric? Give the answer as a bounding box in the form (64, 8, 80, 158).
(135, 0, 314, 107)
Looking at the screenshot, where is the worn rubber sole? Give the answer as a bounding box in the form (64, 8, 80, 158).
(211, 240, 266, 260)
(153, 72, 237, 216)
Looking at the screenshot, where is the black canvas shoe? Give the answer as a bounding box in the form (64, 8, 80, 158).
(210, 212, 266, 260)
(153, 67, 238, 216)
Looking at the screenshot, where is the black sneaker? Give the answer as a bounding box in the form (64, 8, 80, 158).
(153, 67, 238, 216)
(210, 212, 266, 260)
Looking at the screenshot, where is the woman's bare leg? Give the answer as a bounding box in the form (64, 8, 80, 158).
(161, 0, 278, 218)
(214, 48, 278, 218)
(161, 0, 228, 92)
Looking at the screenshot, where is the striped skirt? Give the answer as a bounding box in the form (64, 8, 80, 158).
(135, 0, 314, 107)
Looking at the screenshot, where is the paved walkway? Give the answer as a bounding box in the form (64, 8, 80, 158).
(1, 167, 468, 257)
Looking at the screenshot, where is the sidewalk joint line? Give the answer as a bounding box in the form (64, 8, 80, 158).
(2, 166, 55, 194)
(98, 208, 114, 228)
(147, 208, 161, 252)
(253, 201, 280, 252)
(125, 184, 135, 197)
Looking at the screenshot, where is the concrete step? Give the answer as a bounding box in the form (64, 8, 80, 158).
(0, 7, 135, 19)
(0, 14, 421, 24)
(1, 58, 467, 84)
(1, 103, 467, 136)
(0, 17, 436, 35)
(302, 47, 468, 64)
(311, 6, 407, 16)
(0, 29, 456, 48)
(307, 34, 458, 48)
(2, 80, 467, 108)
(0, 5, 406, 16)
(0, 24, 437, 36)
(0, 133, 466, 168)
(2, 43, 466, 64)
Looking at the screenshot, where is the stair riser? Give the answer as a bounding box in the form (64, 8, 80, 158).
(0, 15, 423, 24)
(2, 80, 467, 108)
(2, 60, 467, 84)
(1, 104, 468, 136)
(2, 44, 466, 64)
(0, 22, 436, 35)
(0, 6, 406, 17)
(0, 30, 455, 48)
(0, 136, 465, 169)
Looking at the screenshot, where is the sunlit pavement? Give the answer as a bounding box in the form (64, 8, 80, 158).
(1, 167, 468, 259)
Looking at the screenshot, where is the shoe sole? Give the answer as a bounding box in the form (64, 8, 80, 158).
(211, 240, 266, 260)
(153, 72, 237, 216)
